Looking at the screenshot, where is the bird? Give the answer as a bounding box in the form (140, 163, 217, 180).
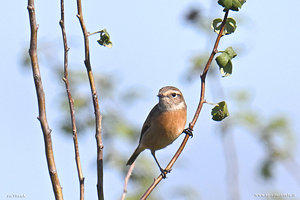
(126, 86, 188, 177)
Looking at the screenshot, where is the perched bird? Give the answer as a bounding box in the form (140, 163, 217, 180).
(126, 86, 187, 177)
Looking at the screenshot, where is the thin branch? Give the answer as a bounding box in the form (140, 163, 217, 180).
(140, 10, 230, 200)
(89, 30, 103, 36)
(75, 1, 104, 199)
(121, 162, 135, 200)
(189, 10, 229, 129)
(59, 0, 85, 199)
(27, 1, 63, 199)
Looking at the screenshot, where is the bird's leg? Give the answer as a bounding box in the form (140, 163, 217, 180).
(183, 127, 193, 138)
(151, 151, 170, 179)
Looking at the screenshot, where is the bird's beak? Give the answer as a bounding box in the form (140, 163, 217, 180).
(157, 94, 165, 98)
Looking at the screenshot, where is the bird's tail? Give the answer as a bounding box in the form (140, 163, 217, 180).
(126, 147, 143, 166)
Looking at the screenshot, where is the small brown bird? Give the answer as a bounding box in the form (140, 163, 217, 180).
(126, 86, 187, 177)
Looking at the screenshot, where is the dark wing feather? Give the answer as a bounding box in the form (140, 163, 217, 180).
(139, 103, 160, 143)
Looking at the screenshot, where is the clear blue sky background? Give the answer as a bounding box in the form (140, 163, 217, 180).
(1, 0, 300, 199)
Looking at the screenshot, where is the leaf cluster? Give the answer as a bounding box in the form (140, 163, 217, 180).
(218, 0, 246, 11)
(215, 46, 237, 77)
(211, 101, 229, 121)
(97, 29, 113, 48)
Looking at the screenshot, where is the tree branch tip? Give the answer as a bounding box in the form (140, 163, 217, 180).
(62, 77, 67, 82)
(76, 14, 80, 19)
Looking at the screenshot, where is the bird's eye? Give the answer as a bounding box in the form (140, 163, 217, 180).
(171, 93, 177, 98)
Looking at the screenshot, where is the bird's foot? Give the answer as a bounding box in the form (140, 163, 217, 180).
(183, 127, 193, 138)
(160, 168, 171, 179)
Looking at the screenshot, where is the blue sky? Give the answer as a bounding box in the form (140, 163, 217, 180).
(1, 0, 300, 199)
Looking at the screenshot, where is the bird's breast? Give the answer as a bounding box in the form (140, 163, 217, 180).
(155, 109, 187, 139)
(141, 108, 187, 151)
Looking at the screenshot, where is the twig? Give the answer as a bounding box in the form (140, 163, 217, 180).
(59, 0, 85, 199)
(75, 0, 104, 199)
(140, 10, 230, 200)
(121, 162, 136, 200)
(88, 30, 103, 36)
(27, 1, 63, 199)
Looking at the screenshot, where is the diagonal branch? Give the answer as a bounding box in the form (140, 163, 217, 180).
(27, 1, 63, 199)
(121, 162, 135, 200)
(59, 0, 85, 199)
(75, 1, 104, 200)
(140, 10, 230, 200)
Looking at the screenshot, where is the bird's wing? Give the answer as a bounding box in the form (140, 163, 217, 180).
(139, 103, 160, 143)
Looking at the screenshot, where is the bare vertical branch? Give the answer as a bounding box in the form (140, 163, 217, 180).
(59, 0, 85, 199)
(75, 1, 104, 199)
(27, 1, 63, 199)
(140, 10, 230, 200)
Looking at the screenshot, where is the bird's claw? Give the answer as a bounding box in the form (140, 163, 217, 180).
(160, 168, 171, 179)
(183, 127, 193, 138)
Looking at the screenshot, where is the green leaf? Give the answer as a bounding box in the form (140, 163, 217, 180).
(225, 18, 237, 35)
(218, 0, 246, 11)
(212, 18, 223, 33)
(261, 159, 274, 179)
(211, 101, 229, 121)
(211, 18, 237, 36)
(224, 46, 237, 59)
(215, 46, 236, 77)
(97, 29, 113, 48)
(219, 59, 232, 77)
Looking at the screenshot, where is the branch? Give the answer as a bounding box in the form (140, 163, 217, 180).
(121, 162, 135, 200)
(140, 10, 230, 200)
(59, 0, 85, 199)
(190, 10, 229, 129)
(75, 1, 104, 199)
(27, 1, 63, 199)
